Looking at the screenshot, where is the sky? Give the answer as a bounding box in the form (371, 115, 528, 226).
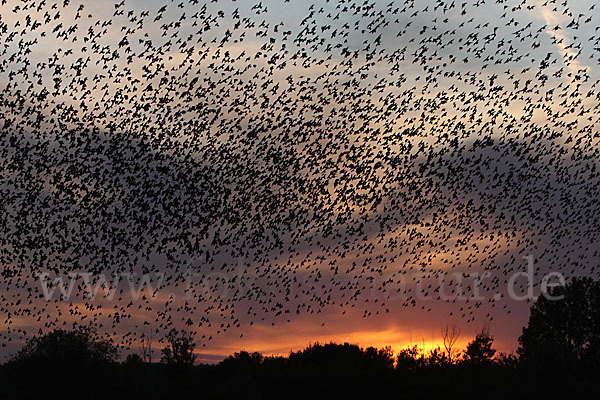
(1, 0, 599, 363)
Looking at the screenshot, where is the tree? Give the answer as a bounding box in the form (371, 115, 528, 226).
(441, 322, 461, 363)
(160, 329, 197, 366)
(463, 327, 496, 364)
(426, 346, 449, 367)
(395, 345, 423, 372)
(365, 345, 395, 369)
(8, 327, 119, 398)
(125, 353, 144, 365)
(517, 277, 600, 370)
(140, 328, 153, 363)
(10, 326, 118, 365)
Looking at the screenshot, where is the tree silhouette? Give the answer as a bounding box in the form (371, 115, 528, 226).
(125, 353, 144, 365)
(140, 328, 153, 363)
(287, 342, 395, 371)
(7, 327, 119, 398)
(2, 325, 599, 399)
(221, 350, 264, 369)
(10, 326, 118, 365)
(441, 322, 461, 364)
(160, 329, 197, 366)
(426, 346, 449, 367)
(518, 277, 600, 370)
(395, 345, 423, 372)
(463, 327, 496, 365)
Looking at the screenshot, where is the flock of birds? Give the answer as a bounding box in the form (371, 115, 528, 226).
(1, 0, 599, 358)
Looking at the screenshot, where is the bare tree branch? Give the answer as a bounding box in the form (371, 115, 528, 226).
(441, 322, 461, 364)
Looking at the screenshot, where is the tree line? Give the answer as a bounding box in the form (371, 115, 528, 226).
(1, 277, 599, 399)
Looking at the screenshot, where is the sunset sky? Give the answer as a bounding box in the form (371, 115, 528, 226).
(1, 0, 599, 363)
